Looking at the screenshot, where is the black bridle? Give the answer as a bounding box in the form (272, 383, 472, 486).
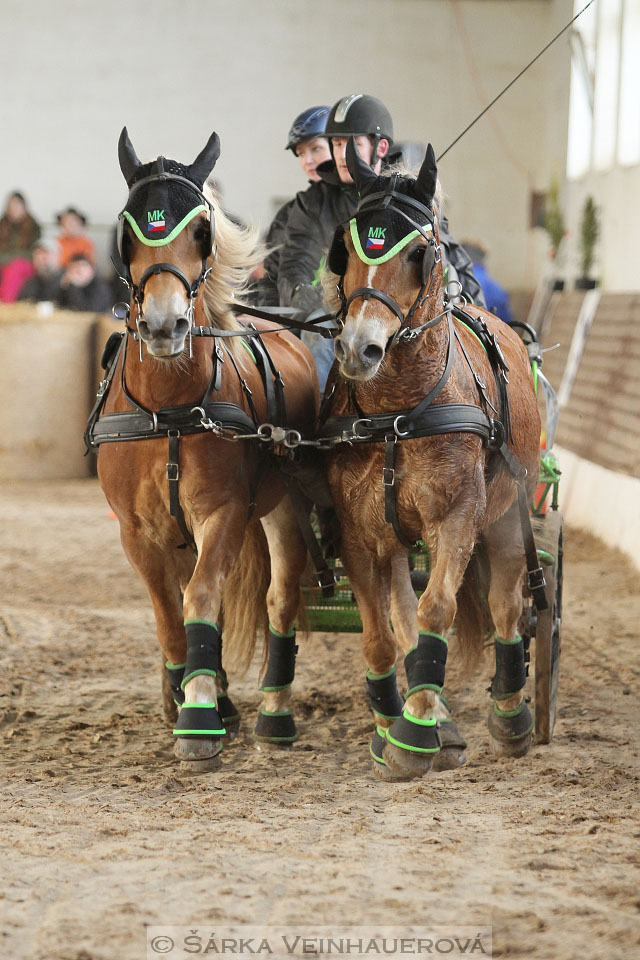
(336, 184, 445, 347)
(117, 165, 215, 321)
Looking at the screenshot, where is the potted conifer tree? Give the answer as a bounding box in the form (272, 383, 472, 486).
(544, 179, 566, 290)
(575, 195, 599, 289)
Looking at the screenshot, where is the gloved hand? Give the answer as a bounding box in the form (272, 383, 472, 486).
(291, 282, 323, 316)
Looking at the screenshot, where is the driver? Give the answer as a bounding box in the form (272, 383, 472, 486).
(277, 94, 484, 387)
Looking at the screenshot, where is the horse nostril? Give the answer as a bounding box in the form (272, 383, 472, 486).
(174, 317, 189, 337)
(334, 338, 346, 362)
(362, 343, 384, 366)
(137, 320, 149, 338)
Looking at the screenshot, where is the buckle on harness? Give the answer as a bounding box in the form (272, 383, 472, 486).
(488, 419, 504, 449)
(166, 462, 180, 482)
(528, 566, 546, 594)
(382, 466, 395, 487)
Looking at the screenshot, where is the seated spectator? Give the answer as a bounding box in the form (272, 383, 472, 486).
(462, 238, 513, 325)
(56, 254, 112, 313)
(56, 207, 95, 268)
(17, 237, 62, 303)
(0, 191, 41, 302)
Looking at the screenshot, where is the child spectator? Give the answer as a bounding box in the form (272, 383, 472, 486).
(56, 254, 112, 313)
(17, 237, 62, 304)
(0, 191, 41, 301)
(56, 207, 95, 268)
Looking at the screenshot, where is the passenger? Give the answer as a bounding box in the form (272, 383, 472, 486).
(56, 207, 95, 269)
(0, 191, 41, 302)
(277, 94, 485, 388)
(17, 237, 62, 304)
(56, 254, 112, 313)
(255, 105, 331, 308)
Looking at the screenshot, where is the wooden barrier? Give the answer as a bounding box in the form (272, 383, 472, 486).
(0, 305, 100, 480)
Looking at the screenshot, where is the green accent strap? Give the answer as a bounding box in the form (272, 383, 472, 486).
(418, 631, 448, 646)
(493, 701, 526, 718)
(495, 634, 523, 646)
(375, 725, 388, 738)
(184, 618, 219, 629)
(401, 710, 438, 727)
(181, 668, 217, 688)
(405, 682, 442, 696)
(532, 360, 539, 396)
(385, 730, 440, 754)
(350, 219, 431, 266)
(366, 665, 396, 682)
(241, 340, 257, 363)
(165, 660, 186, 670)
(369, 742, 387, 765)
(123, 206, 208, 247)
(537, 549, 555, 565)
(453, 318, 487, 354)
(260, 683, 292, 692)
(259, 708, 292, 717)
(173, 728, 226, 736)
(268, 624, 296, 639)
(179, 702, 218, 708)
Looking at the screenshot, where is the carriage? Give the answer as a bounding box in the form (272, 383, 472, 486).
(86, 129, 564, 778)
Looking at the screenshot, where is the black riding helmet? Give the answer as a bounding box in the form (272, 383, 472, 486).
(325, 94, 394, 144)
(285, 105, 331, 152)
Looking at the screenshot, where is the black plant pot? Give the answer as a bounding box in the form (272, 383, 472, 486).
(574, 277, 598, 290)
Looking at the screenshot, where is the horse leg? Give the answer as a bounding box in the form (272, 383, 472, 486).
(174, 505, 249, 770)
(390, 556, 467, 771)
(338, 541, 407, 781)
(484, 503, 534, 757)
(253, 499, 307, 747)
(383, 507, 478, 779)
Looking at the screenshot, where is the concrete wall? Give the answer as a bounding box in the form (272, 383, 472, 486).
(0, 0, 570, 289)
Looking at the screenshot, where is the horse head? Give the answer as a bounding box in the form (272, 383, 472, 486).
(331, 140, 443, 381)
(117, 128, 220, 358)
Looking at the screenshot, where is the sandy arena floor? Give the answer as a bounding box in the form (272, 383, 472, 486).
(0, 480, 639, 960)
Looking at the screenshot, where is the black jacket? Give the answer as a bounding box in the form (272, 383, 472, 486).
(276, 159, 484, 312)
(255, 198, 294, 307)
(56, 277, 112, 313)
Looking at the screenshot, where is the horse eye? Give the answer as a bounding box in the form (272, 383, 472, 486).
(407, 246, 427, 264)
(193, 224, 209, 243)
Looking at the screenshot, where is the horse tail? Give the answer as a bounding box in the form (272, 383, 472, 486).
(220, 520, 270, 675)
(453, 538, 495, 666)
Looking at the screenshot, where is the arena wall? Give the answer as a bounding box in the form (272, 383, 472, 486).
(1, 0, 571, 290)
(540, 291, 640, 571)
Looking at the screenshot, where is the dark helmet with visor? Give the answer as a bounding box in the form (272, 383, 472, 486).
(325, 94, 394, 144)
(285, 106, 331, 152)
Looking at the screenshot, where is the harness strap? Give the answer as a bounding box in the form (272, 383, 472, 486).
(499, 441, 548, 611)
(383, 436, 418, 549)
(280, 474, 336, 598)
(167, 430, 196, 552)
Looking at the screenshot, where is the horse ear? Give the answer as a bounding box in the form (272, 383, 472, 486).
(118, 127, 141, 186)
(415, 143, 437, 207)
(188, 132, 221, 186)
(346, 137, 378, 193)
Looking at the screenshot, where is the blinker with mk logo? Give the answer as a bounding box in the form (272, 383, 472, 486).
(351, 208, 433, 267)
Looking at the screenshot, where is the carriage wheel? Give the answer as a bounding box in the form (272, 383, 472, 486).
(533, 510, 563, 744)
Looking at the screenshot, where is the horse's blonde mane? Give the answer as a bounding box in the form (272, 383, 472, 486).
(201, 184, 264, 364)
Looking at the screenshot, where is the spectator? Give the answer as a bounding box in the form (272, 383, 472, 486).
(56, 254, 112, 313)
(56, 207, 95, 268)
(18, 237, 62, 304)
(462, 239, 513, 325)
(0, 191, 41, 302)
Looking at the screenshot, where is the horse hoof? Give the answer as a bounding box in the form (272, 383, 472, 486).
(254, 739, 294, 752)
(433, 719, 467, 770)
(489, 731, 532, 759)
(173, 737, 222, 762)
(223, 718, 241, 742)
(432, 746, 467, 771)
(178, 755, 222, 775)
(487, 701, 533, 759)
(382, 741, 435, 779)
(371, 758, 412, 782)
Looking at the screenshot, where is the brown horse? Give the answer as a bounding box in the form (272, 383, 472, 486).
(90, 130, 318, 772)
(321, 141, 541, 780)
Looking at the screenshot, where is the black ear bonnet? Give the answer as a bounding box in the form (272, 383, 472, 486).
(116, 128, 220, 276)
(327, 142, 440, 287)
